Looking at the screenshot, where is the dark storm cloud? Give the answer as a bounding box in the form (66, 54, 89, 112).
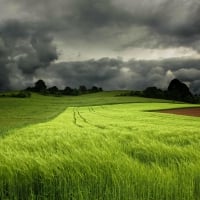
(112, 0, 200, 51)
(43, 0, 200, 51)
(0, 20, 58, 90)
(0, 0, 200, 91)
(35, 58, 123, 88)
(52, 0, 200, 53)
(32, 58, 200, 94)
(0, 45, 10, 90)
(1, 0, 200, 46)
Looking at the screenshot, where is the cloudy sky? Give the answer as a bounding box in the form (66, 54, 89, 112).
(0, 0, 200, 93)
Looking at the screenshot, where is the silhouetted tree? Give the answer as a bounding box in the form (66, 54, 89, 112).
(63, 86, 73, 95)
(167, 79, 195, 103)
(88, 86, 103, 93)
(130, 91, 143, 96)
(34, 80, 47, 92)
(71, 88, 79, 96)
(99, 87, 103, 92)
(48, 86, 59, 93)
(143, 87, 164, 99)
(79, 85, 87, 94)
(25, 87, 33, 91)
(120, 78, 197, 103)
(48, 86, 62, 96)
(90, 86, 99, 93)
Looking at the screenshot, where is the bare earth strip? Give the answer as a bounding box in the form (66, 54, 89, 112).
(160, 107, 200, 117)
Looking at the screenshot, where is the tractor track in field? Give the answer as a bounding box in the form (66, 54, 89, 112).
(72, 108, 83, 128)
(76, 108, 106, 129)
(88, 107, 95, 112)
(88, 107, 113, 119)
(77, 110, 89, 124)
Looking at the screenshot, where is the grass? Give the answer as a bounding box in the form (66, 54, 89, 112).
(0, 92, 200, 199)
(0, 91, 174, 135)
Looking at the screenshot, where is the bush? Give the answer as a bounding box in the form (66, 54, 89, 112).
(10, 91, 31, 98)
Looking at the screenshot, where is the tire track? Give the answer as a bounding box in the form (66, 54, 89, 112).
(88, 107, 113, 119)
(73, 108, 83, 128)
(77, 109, 106, 129)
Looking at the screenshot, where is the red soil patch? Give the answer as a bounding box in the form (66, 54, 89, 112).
(160, 107, 200, 117)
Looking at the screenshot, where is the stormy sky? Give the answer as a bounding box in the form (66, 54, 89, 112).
(0, 0, 200, 93)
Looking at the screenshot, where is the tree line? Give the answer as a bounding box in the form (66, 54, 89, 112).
(1, 78, 199, 104)
(26, 80, 103, 96)
(122, 79, 200, 104)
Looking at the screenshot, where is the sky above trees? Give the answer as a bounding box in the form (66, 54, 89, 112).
(0, 0, 200, 93)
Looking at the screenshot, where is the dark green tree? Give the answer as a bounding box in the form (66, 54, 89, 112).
(34, 80, 47, 92)
(79, 85, 87, 94)
(63, 86, 73, 95)
(167, 79, 195, 103)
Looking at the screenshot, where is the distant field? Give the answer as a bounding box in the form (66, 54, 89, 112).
(0, 93, 200, 199)
(0, 91, 174, 135)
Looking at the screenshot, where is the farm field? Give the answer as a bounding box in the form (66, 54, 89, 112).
(0, 93, 200, 199)
(0, 91, 173, 135)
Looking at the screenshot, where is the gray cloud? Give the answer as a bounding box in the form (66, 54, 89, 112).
(0, 35, 10, 90)
(0, 20, 58, 90)
(22, 58, 200, 94)
(0, 0, 200, 92)
(29, 0, 200, 51)
(2, 0, 200, 50)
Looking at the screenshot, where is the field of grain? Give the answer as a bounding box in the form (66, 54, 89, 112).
(0, 92, 172, 135)
(0, 94, 200, 200)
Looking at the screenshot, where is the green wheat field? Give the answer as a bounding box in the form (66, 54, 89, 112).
(0, 92, 200, 200)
